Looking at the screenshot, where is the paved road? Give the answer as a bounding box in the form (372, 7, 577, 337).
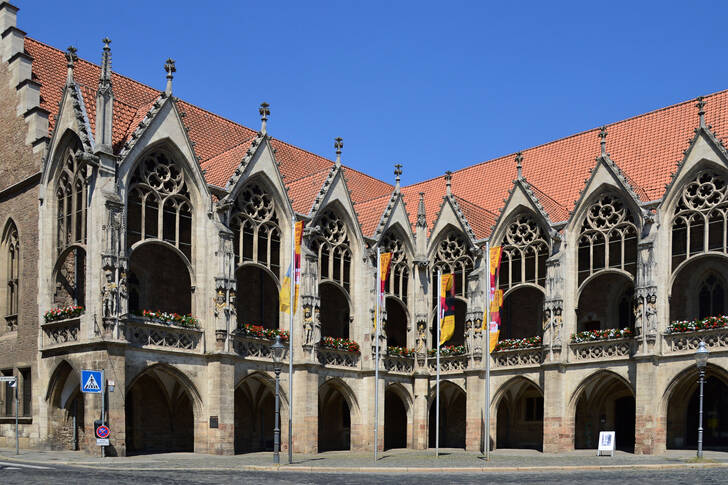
(2, 462, 728, 485)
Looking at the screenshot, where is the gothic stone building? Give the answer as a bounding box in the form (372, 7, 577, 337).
(1, 3, 727, 455)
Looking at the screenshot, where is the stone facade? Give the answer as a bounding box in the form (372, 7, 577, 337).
(1, 2, 727, 457)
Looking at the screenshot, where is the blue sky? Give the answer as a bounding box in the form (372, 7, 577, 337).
(18, 1, 728, 186)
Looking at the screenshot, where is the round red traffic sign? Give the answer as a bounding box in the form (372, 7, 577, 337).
(96, 425, 110, 439)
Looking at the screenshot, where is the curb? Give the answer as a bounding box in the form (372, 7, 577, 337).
(2, 453, 727, 473)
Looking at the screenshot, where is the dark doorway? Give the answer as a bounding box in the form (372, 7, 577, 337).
(319, 282, 350, 339)
(128, 243, 191, 315)
(234, 376, 276, 453)
(428, 383, 466, 448)
(386, 297, 408, 348)
(614, 396, 636, 452)
(384, 388, 407, 449)
(319, 384, 351, 451)
(236, 265, 279, 330)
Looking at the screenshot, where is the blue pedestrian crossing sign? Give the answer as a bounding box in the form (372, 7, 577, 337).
(81, 370, 103, 394)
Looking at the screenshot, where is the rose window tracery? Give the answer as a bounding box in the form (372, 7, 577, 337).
(672, 170, 728, 268)
(432, 231, 473, 300)
(231, 184, 280, 276)
(577, 193, 637, 285)
(127, 150, 193, 260)
(313, 210, 352, 292)
(499, 213, 549, 290)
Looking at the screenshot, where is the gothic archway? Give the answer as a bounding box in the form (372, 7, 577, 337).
(385, 297, 408, 348)
(573, 371, 635, 452)
(666, 364, 728, 450)
(125, 366, 197, 454)
(502, 286, 544, 339)
(128, 242, 192, 316)
(577, 272, 634, 332)
(46, 360, 85, 451)
(428, 381, 466, 449)
(234, 373, 288, 453)
(319, 282, 350, 339)
(384, 386, 408, 450)
(495, 377, 543, 450)
(430, 299, 466, 347)
(318, 380, 353, 451)
(236, 265, 279, 330)
(670, 255, 728, 322)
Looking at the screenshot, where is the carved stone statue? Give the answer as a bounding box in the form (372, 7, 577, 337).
(646, 293, 657, 335)
(101, 270, 117, 318)
(213, 289, 226, 317)
(303, 305, 314, 346)
(416, 320, 427, 353)
(552, 306, 563, 347)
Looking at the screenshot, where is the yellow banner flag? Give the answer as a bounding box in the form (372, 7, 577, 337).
(439, 273, 455, 345)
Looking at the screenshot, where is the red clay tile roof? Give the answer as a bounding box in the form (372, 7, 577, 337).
(354, 193, 393, 237)
(22, 36, 728, 242)
(454, 196, 497, 240)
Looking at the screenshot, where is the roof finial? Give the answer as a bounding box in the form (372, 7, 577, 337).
(99, 37, 112, 89)
(334, 137, 343, 167)
(696, 96, 706, 128)
(515, 152, 523, 179)
(598, 126, 608, 156)
(259, 102, 270, 134)
(394, 163, 402, 191)
(65, 46, 77, 85)
(417, 192, 427, 228)
(444, 170, 453, 196)
(164, 58, 176, 96)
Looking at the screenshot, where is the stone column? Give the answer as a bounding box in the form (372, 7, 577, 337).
(292, 366, 317, 453)
(542, 363, 571, 452)
(104, 346, 126, 457)
(205, 356, 235, 455)
(464, 370, 483, 451)
(634, 356, 660, 454)
(412, 370, 429, 449)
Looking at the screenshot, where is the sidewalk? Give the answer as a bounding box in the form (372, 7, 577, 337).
(1, 447, 727, 472)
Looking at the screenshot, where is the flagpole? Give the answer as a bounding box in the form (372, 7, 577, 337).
(436, 270, 442, 458)
(374, 248, 381, 461)
(288, 216, 295, 464)
(484, 241, 491, 461)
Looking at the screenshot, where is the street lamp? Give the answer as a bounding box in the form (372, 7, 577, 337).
(695, 340, 709, 459)
(272, 334, 285, 465)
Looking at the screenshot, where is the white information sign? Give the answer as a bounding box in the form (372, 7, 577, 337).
(96, 438, 109, 446)
(597, 431, 616, 456)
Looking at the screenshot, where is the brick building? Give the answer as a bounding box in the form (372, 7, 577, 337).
(1, 2, 726, 455)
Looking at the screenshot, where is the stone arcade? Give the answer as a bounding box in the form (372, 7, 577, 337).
(1, 3, 727, 456)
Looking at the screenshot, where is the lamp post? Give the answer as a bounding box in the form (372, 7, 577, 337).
(272, 334, 285, 465)
(695, 340, 709, 459)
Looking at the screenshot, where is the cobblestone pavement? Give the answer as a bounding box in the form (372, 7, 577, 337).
(1, 462, 728, 485)
(1, 447, 727, 470)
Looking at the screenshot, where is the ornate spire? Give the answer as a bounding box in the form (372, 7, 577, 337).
(65, 46, 77, 85)
(417, 192, 427, 228)
(515, 152, 523, 179)
(696, 96, 706, 129)
(259, 102, 270, 134)
(334, 137, 343, 167)
(444, 170, 452, 196)
(98, 37, 112, 91)
(598, 126, 608, 157)
(394, 163, 402, 191)
(164, 58, 176, 96)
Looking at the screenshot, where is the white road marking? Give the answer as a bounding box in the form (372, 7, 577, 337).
(0, 461, 52, 470)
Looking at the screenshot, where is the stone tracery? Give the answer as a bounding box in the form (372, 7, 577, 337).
(231, 183, 281, 276)
(312, 210, 352, 292)
(499, 213, 549, 291)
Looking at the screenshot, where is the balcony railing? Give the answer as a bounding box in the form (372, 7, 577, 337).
(663, 327, 728, 353)
(317, 347, 360, 368)
(125, 318, 203, 353)
(41, 317, 80, 348)
(383, 354, 415, 374)
(492, 347, 544, 368)
(569, 337, 634, 361)
(231, 333, 289, 361)
(427, 354, 469, 373)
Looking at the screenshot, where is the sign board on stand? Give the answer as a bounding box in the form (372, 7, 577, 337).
(597, 431, 616, 456)
(81, 370, 103, 394)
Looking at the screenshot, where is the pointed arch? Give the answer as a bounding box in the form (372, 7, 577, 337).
(497, 210, 550, 291)
(427, 380, 466, 449)
(380, 227, 411, 304)
(318, 378, 360, 452)
(492, 376, 543, 450)
(384, 383, 411, 450)
(312, 204, 355, 292)
(235, 371, 289, 454)
(1, 218, 20, 328)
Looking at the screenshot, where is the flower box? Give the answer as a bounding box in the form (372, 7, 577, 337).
(139, 310, 200, 329)
(236, 323, 289, 341)
(669, 315, 728, 333)
(387, 346, 415, 357)
(428, 344, 465, 357)
(320, 336, 360, 352)
(570, 327, 633, 343)
(44, 305, 84, 323)
(494, 336, 542, 351)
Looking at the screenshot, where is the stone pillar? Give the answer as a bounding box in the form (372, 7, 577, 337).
(634, 356, 660, 454)
(464, 370, 483, 451)
(292, 366, 317, 453)
(412, 370, 429, 449)
(205, 357, 235, 455)
(542, 364, 571, 452)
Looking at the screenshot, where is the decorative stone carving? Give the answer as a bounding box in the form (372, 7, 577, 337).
(416, 320, 427, 353)
(232, 333, 288, 360)
(492, 348, 543, 367)
(570, 338, 633, 361)
(101, 269, 118, 319)
(41, 318, 80, 347)
(383, 355, 414, 373)
(664, 327, 728, 352)
(317, 347, 359, 368)
(427, 354, 468, 373)
(126, 319, 202, 352)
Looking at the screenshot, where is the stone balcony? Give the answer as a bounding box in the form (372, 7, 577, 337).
(231, 333, 289, 361)
(316, 347, 360, 369)
(491, 347, 544, 368)
(663, 327, 728, 354)
(427, 354, 469, 373)
(41, 316, 80, 348)
(569, 337, 634, 361)
(382, 354, 415, 374)
(125, 318, 204, 354)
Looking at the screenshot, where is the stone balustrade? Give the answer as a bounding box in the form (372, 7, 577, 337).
(427, 354, 469, 373)
(125, 318, 203, 353)
(492, 347, 543, 368)
(317, 347, 360, 368)
(382, 354, 415, 374)
(569, 337, 634, 361)
(41, 317, 80, 348)
(663, 327, 728, 353)
(232, 334, 289, 361)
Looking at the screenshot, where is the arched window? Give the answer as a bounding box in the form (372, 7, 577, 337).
(56, 141, 87, 253)
(380, 231, 409, 303)
(127, 150, 193, 260)
(699, 274, 725, 319)
(2, 221, 19, 331)
(672, 170, 728, 269)
(577, 193, 638, 285)
(231, 184, 281, 277)
(312, 210, 352, 292)
(498, 213, 549, 291)
(431, 231, 473, 305)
